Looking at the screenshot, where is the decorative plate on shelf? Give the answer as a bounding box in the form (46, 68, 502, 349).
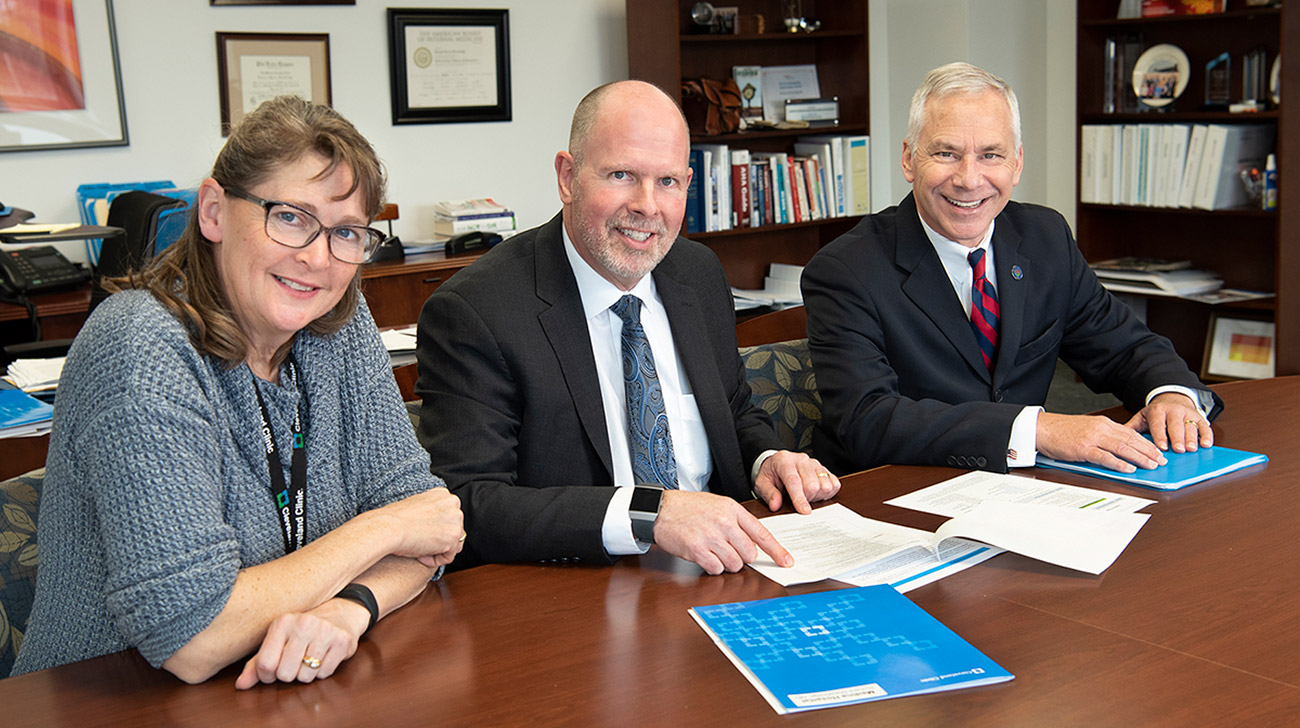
(1132, 44, 1190, 108)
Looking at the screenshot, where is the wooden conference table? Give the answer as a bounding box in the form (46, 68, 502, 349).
(3, 378, 1298, 726)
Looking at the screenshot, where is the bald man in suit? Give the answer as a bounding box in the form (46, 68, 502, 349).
(416, 81, 839, 573)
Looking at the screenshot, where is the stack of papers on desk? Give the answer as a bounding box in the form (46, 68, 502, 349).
(400, 239, 446, 255)
(380, 325, 418, 367)
(750, 472, 1156, 590)
(1093, 267, 1223, 297)
(690, 585, 1013, 714)
(6, 356, 65, 394)
(732, 263, 804, 310)
(1, 380, 54, 439)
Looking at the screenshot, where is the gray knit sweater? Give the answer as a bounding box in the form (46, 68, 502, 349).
(11, 290, 443, 675)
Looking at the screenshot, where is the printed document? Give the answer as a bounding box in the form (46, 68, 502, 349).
(884, 470, 1156, 518)
(751, 498, 1151, 588)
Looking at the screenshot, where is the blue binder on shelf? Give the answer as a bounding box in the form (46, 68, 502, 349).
(690, 585, 1013, 714)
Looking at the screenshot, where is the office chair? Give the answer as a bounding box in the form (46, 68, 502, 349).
(2, 191, 187, 363)
(89, 191, 187, 312)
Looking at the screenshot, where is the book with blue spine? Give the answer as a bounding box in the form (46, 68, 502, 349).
(690, 585, 1012, 714)
(685, 149, 704, 234)
(1036, 437, 1267, 490)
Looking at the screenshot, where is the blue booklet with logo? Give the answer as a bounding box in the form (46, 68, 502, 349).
(689, 585, 1013, 714)
(1036, 436, 1267, 490)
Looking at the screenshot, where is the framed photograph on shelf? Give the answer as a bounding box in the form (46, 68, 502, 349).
(0, 0, 128, 153)
(386, 8, 511, 125)
(1202, 313, 1275, 381)
(216, 32, 331, 135)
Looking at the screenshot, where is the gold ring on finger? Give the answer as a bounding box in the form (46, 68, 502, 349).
(302, 656, 322, 670)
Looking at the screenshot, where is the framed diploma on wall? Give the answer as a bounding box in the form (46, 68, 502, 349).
(216, 32, 331, 135)
(386, 8, 512, 125)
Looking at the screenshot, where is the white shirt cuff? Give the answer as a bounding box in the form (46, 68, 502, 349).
(750, 449, 779, 486)
(1007, 405, 1042, 468)
(1146, 385, 1209, 417)
(601, 485, 650, 556)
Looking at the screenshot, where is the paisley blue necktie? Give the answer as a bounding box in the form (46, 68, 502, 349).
(611, 295, 678, 489)
(968, 248, 1000, 371)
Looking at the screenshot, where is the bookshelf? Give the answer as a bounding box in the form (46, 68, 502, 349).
(626, 0, 869, 289)
(1076, 0, 1299, 376)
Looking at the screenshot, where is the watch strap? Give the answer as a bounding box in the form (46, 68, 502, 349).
(629, 485, 664, 545)
(336, 583, 379, 633)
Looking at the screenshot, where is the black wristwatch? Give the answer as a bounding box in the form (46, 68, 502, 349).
(629, 484, 665, 544)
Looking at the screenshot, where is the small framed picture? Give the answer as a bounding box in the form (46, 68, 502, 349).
(216, 32, 332, 135)
(713, 6, 739, 34)
(1202, 313, 1275, 381)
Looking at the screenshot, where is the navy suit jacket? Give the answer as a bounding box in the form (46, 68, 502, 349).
(802, 194, 1221, 474)
(415, 214, 782, 568)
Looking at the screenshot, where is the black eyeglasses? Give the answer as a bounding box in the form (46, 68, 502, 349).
(223, 186, 387, 264)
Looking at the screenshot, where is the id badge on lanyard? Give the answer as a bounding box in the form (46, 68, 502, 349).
(253, 359, 307, 553)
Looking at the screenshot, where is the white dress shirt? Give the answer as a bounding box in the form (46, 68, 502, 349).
(918, 216, 1206, 468)
(561, 228, 713, 554)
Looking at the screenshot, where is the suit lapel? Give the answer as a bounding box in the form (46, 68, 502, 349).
(896, 195, 991, 383)
(534, 216, 615, 477)
(990, 215, 1026, 384)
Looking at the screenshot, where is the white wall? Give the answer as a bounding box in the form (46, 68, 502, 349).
(7, 0, 1078, 262)
(6, 0, 629, 262)
(874, 0, 1076, 227)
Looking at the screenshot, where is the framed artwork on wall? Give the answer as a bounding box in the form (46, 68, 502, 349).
(1202, 313, 1276, 381)
(211, 1, 354, 5)
(386, 8, 512, 125)
(216, 32, 331, 135)
(0, 0, 128, 153)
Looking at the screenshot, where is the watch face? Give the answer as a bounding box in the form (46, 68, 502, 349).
(630, 486, 663, 513)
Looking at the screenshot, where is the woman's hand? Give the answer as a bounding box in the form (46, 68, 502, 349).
(375, 488, 465, 567)
(234, 597, 370, 690)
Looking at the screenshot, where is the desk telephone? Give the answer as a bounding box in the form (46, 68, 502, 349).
(0, 246, 92, 294)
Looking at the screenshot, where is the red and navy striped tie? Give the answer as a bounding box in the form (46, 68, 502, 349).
(968, 248, 999, 371)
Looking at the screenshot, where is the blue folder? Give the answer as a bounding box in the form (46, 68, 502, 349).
(690, 585, 1012, 714)
(0, 381, 54, 431)
(1036, 435, 1267, 490)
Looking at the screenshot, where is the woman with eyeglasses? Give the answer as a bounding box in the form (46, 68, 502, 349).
(11, 96, 463, 687)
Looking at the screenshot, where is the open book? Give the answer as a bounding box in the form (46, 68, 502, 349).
(749, 501, 1149, 587)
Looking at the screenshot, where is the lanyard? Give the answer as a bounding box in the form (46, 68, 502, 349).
(253, 359, 307, 553)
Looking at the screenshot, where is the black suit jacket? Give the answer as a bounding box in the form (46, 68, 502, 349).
(415, 215, 782, 568)
(801, 194, 1221, 474)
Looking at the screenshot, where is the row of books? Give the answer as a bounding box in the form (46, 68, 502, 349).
(1080, 123, 1275, 211)
(686, 135, 870, 234)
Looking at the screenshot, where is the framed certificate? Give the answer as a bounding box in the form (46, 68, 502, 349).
(386, 8, 512, 125)
(0, 0, 128, 153)
(216, 32, 332, 135)
(1202, 313, 1275, 381)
